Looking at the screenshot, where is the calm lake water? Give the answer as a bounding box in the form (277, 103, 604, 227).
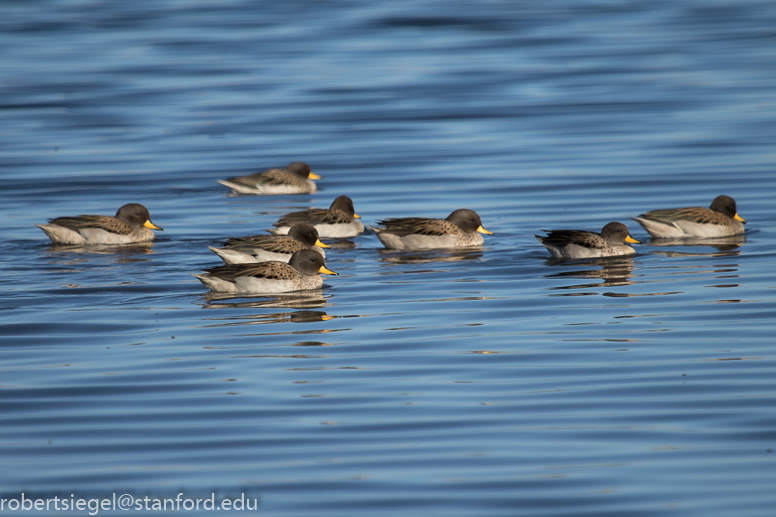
(2, 1, 776, 515)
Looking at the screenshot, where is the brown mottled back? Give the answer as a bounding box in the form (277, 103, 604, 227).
(274, 196, 357, 227)
(223, 224, 321, 253)
(203, 262, 298, 282)
(48, 215, 134, 235)
(375, 217, 458, 237)
(225, 162, 313, 187)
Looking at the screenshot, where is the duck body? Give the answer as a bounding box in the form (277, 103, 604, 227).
(271, 195, 363, 238)
(209, 223, 328, 265)
(36, 203, 162, 245)
(217, 162, 319, 195)
(193, 267, 323, 294)
(632, 195, 745, 238)
(369, 209, 493, 250)
(535, 222, 640, 259)
(192, 249, 337, 294)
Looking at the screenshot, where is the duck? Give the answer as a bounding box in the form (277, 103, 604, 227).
(192, 249, 337, 294)
(632, 195, 746, 238)
(368, 209, 493, 250)
(36, 203, 163, 245)
(209, 223, 329, 264)
(270, 195, 364, 238)
(535, 222, 640, 259)
(217, 161, 320, 195)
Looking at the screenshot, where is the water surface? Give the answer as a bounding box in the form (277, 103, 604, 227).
(2, 1, 776, 515)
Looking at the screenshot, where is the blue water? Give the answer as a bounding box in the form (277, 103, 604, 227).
(2, 1, 776, 515)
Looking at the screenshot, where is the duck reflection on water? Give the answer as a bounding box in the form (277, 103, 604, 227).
(376, 248, 484, 265)
(640, 233, 747, 256)
(542, 256, 636, 292)
(197, 309, 336, 328)
(200, 289, 331, 311)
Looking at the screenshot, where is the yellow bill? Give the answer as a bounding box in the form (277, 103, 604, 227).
(734, 213, 746, 223)
(477, 225, 494, 235)
(309, 172, 322, 180)
(145, 220, 163, 231)
(319, 266, 338, 275)
(315, 239, 330, 248)
(625, 235, 640, 244)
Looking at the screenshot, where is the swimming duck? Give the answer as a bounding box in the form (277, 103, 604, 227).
(270, 195, 363, 238)
(535, 222, 640, 259)
(192, 249, 337, 294)
(368, 209, 493, 250)
(217, 161, 320, 195)
(209, 223, 329, 264)
(632, 195, 746, 238)
(36, 203, 163, 245)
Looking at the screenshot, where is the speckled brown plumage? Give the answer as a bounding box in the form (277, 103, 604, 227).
(225, 162, 315, 188)
(202, 262, 300, 282)
(633, 195, 746, 238)
(376, 209, 488, 237)
(376, 217, 458, 237)
(48, 204, 154, 235)
(222, 224, 325, 254)
(217, 162, 319, 194)
(270, 196, 364, 238)
(540, 229, 610, 249)
(192, 249, 338, 294)
(274, 196, 358, 227)
(48, 215, 129, 235)
(369, 209, 493, 250)
(36, 203, 162, 244)
(535, 222, 640, 259)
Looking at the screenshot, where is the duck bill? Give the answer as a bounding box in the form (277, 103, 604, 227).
(319, 266, 338, 276)
(315, 239, 331, 248)
(477, 225, 494, 235)
(308, 172, 322, 180)
(625, 235, 640, 244)
(734, 213, 746, 223)
(145, 220, 163, 231)
(353, 213, 361, 219)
